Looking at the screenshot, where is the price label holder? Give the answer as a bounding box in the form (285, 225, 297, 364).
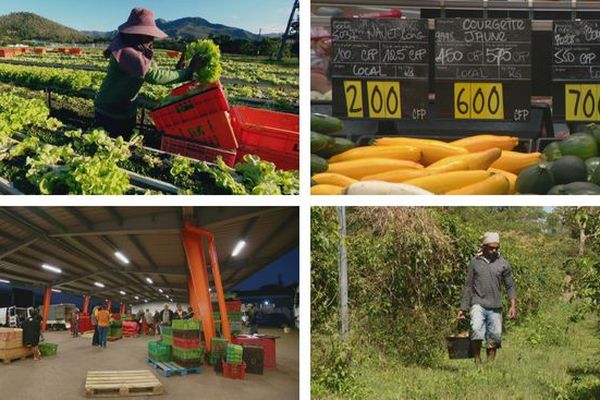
(552, 20, 600, 122)
(434, 18, 532, 122)
(331, 18, 429, 120)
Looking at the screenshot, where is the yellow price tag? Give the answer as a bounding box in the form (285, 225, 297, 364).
(343, 81, 364, 118)
(366, 81, 402, 119)
(565, 84, 600, 121)
(454, 82, 504, 120)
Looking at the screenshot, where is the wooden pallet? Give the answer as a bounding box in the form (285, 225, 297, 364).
(85, 370, 163, 397)
(147, 358, 202, 377)
(0, 346, 33, 364)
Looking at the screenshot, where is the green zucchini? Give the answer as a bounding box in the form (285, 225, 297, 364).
(311, 113, 343, 134)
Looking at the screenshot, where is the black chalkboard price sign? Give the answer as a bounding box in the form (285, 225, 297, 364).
(330, 18, 430, 120)
(434, 18, 532, 122)
(553, 21, 600, 121)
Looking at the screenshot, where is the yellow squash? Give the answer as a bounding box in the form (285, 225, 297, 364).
(374, 137, 467, 165)
(329, 145, 421, 163)
(451, 135, 519, 152)
(426, 148, 502, 171)
(488, 168, 518, 194)
(403, 170, 492, 194)
(445, 173, 510, 195)
(311, 173, 357, 187)
(489, 151, 541, 174)
(311, 184, 343, 195)
(326, 158, 423, 180)
(362, 159, 468, 182)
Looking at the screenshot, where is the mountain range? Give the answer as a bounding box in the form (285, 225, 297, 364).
(0, 12, 267, 43)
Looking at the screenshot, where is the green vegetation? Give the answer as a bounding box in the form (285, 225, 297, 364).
(0, 12, 89, 43)
(312, 207, 600, 399)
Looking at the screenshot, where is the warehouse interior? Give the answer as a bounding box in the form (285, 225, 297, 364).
(0, 206, 299, 399)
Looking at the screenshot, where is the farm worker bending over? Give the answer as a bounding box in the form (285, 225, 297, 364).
(94, 8, 206, 140)
(456, 232, 518, 365)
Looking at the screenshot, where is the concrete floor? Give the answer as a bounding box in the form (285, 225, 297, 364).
(0, 328, 298, 400)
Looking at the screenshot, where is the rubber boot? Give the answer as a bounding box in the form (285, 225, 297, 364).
(470, 340, 483, 366)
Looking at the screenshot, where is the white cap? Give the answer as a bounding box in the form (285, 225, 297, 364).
(481, 232, 500, 245)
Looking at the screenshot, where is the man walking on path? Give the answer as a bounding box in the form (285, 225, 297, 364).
(457, 232, 518, 365)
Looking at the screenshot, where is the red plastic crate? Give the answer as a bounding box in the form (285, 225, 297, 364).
(231, 106, 299, 155)
(69, 48, 83, 55)
(161, 135, 237, 167)
(236, 145, 298, 171)
(222, 359, 246, 380)
(166, 50, 182, 58)
(34, 48, 46, 54)
(173, 336, 202, 349)
(150, 81, 230, 130)
(0, 50, 14, 58)
(225, 300, 242, 312)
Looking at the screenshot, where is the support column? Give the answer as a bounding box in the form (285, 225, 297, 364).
(41, 287, 52, 332)
(82, 295, 90, 315)
(208, 236, 231, 340)
(120, 303, 126, 315)
(187, 276, 202, 322)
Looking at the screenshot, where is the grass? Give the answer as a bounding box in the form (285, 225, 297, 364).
(313, 302, 600, 400)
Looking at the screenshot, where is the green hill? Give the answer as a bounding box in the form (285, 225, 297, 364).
(0, 12, 89, 42)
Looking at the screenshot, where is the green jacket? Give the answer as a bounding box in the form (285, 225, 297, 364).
(94, 56, 193, 119)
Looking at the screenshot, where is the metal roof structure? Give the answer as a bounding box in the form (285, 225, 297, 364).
(0, 207, 298, 304)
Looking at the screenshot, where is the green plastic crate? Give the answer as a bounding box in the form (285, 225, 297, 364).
(39, 342, 58, 357)
(161, 326, 172, 336)
(149, 351, 171, 363)
(110, 320, 122, 328)
(208, 352, 222, 365)
(211, 337, 229, 353)
(162, 335, 172, 345)
(148, 341, 171, 355)
(213, 312, 220, 320)
(226, 344, 243, 365)
(172, 346, 204, 360)
(172, 319, 202, 330)
(228, 312, 242, 321)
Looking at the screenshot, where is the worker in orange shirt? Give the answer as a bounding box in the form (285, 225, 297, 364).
(96, 306, 111, 348)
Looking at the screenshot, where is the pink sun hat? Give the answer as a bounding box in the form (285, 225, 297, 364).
(118, 8, 167, 38)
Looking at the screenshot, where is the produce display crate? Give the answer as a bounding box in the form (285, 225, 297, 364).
(230, 321, 242, 335)
(213, 312, 220, 320)
(162, 335, 172, 346)
(209, 352, 222, 366)
(34, 48, 46, 54)
(69, 48, 83, 55)
(148, 341, 171, 355)
(226, 344, 244, 365)
(161, 111, 237, 149)
(235, 145, 298, 171)
(160, 326, 172, 337)
(242, 344, 264, 375)
(161, 136, 237, 167)
(212, 337, 229, 353)
(0, 328, 22, 342)
(149, 351, 171, 363)
(173, 336, 202, 349)
(166, 50, 182, 58)
(172, 329, 201, 339)
(225, 300, 242, 312)
(38, 342, 58, 357)
(228, 312, 242, 321)
(173, 356, 203, 369)
(172, 319, 202, 331)
(222, 359, 247, 380)
(172, 346, 204, 360)
(231, 106, 299, 155)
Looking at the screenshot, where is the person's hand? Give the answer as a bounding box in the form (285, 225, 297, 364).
(189, 53, 207, 72)
(456, 309, 466, 321)
(508, 306, 518, 320)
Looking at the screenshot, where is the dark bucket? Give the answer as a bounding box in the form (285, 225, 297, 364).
(446, 336, 473, 359)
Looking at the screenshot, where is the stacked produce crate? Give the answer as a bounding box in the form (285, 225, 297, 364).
(151, 82, 299, 171)
(222, 344, 247, 380)
(226, 300, 243, 335)
(122, 321, 139, 337)
(148, 340, 171, 363)
(0, 328, 31, 363)
(171, 319, 203, 368)
(209, 337, 229, 366)
(161, 325, 173, 345)
(108, 320, 122, 340)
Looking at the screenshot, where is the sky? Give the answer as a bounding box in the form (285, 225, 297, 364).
(233, 247, 299, 291)
(0, 0, 293, 34)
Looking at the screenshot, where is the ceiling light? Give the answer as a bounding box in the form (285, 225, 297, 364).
(51, 289, 62, 293)
(133, 296, 139, 301)
(94, 282, 105, 288)
(114, 251, 130, 264)
(144, 299, 148, 303)
(158, 288, 163, 293)
(231, 240, 246, 257)
(119, 290, 126, 295)
(42, 264, 62, 274)
(146, 277, 153, 284)
(0, 279, 10, 284)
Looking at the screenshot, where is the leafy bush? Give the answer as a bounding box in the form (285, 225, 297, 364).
(185, 39, 223, 84)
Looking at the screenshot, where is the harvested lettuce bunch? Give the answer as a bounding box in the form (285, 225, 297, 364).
(185, 39, 223, 84)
